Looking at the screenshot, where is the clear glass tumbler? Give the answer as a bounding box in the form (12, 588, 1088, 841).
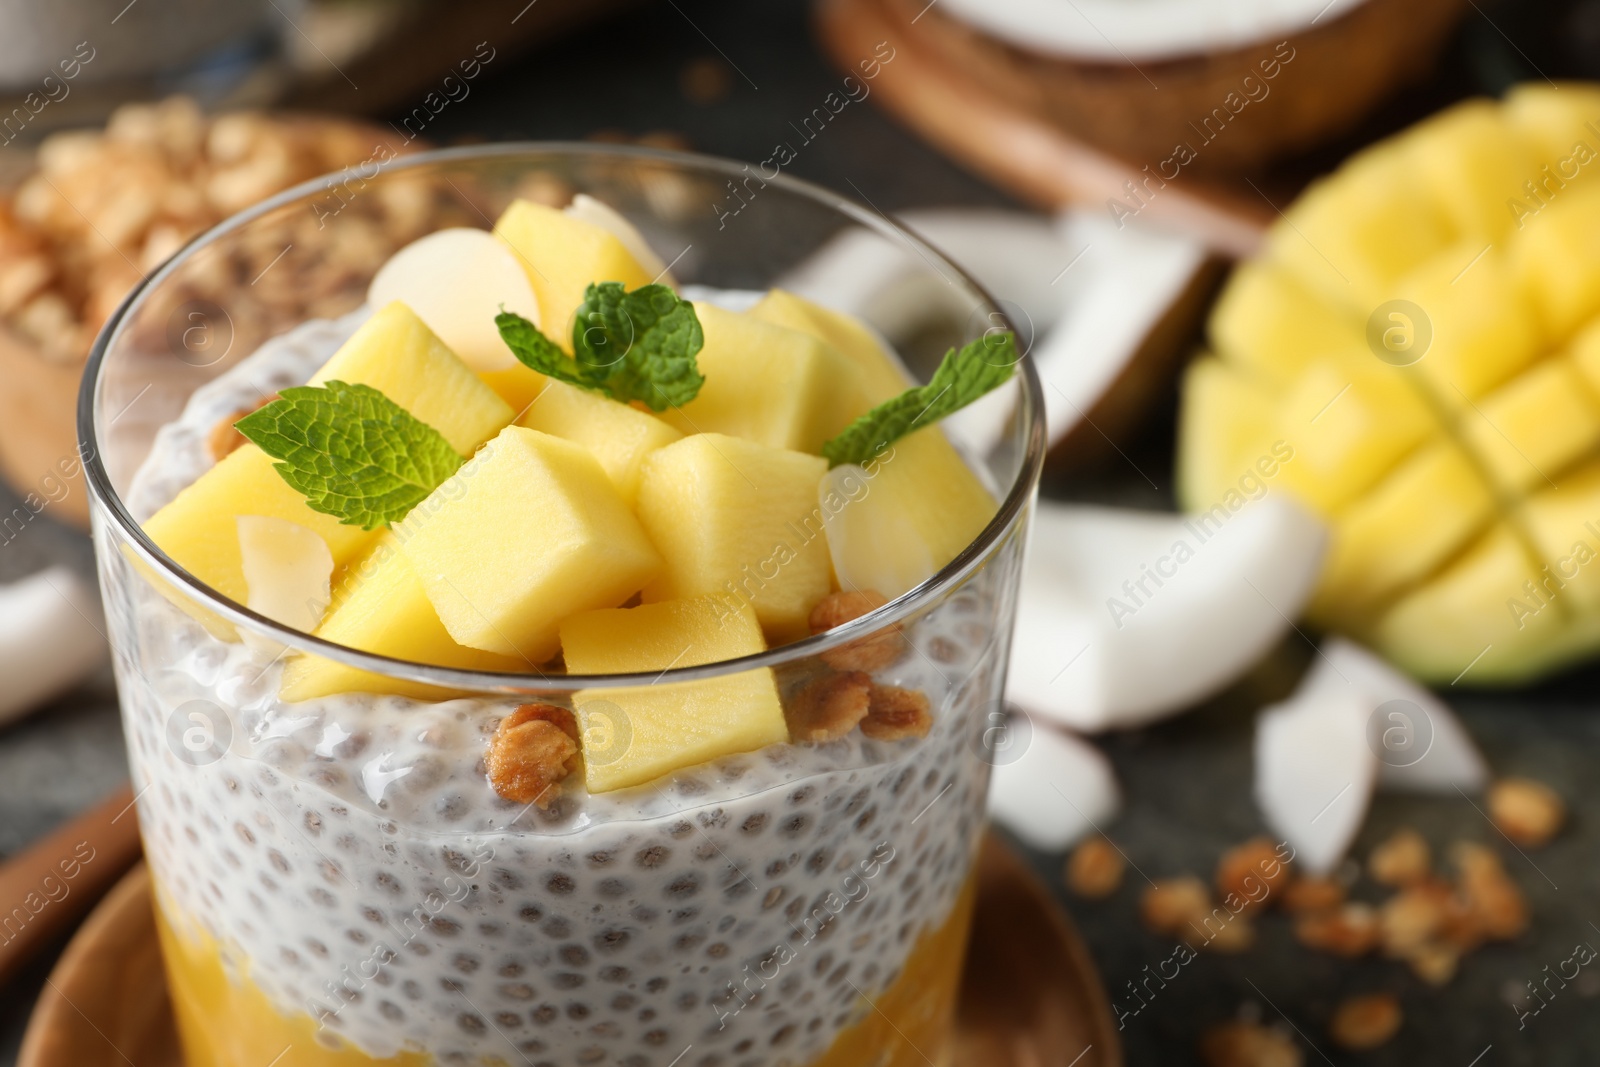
(81, 145, 1045, 1067)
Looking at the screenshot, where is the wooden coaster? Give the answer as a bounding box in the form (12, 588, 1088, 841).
(19, 836, 1120, 1067)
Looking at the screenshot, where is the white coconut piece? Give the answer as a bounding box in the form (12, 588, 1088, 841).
(1254, 663, 1377, 876)
(0, 567, 108, 725)
(565, 193, 674, 284)
(940, 0, 1348, 62)
(987, 717, 1120, 852)
(366, 228, 538, 372)
(818, 463, 936, 600)
(1008, 495, 1326, 732)
(237, 516, 333, 637)
(1317, 637, 1489, 794)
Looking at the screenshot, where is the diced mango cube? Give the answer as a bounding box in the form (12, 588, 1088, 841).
(1176, 357, 1279, 509)
(310, 301, 513, 455)
(1208, 261, 1366, 386)
(478, 365, 548, 413)
(1312, 443, 1495, 625)
(492, 199, 655, 345)
(517, 379, 681, 505)
(280, 533, 525, 701)
(1404, 100, 1540, 239)
(635, 433, 831, 642)
(1520, 461, 1600, 613)
(1461, 358, 1600, 493)
(561, 597, 787, 792)
(397, 427, 663, 662)
(1510, 183, 1600, 341)
(658, 303, 870, 454)
(748, 288, 912, 402)
(1504, 83, 1600, 171)
(144, 444, 377, 610)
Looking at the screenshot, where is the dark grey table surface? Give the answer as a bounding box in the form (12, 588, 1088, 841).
(2, 1, 1597, 1064)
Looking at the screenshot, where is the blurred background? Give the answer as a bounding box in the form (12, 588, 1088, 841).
(2, 0, 1598, 1064)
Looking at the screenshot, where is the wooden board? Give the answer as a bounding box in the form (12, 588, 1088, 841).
(19, 835, 1120, 1067)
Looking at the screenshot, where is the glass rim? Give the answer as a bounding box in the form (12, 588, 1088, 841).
(79, 141, 1047, 694)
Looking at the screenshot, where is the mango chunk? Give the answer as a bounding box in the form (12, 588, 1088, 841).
(492, 199, 655, 345)
(144, 445, 377, 610)
(635, 433, 832, 642)
(310, 301, 513, 455)
(1208, 261, 1366, 386)
(1504, 83, 1600, 172)
(1176, 357, 1278, 509)
(748, 288, 912, 402)
(1404, 100, 1540, 239)
(560, 596, 787, 792)
(397, 426, 663, 662)
(478, 365, 548, 413)
(516, 379, 681, 505)
(280, 533, 524, 701)
(1510, 183, 1600, 341)
(1271, 360, 1433, 514)
(658, 303, 870, 454)
(1313, 443, 1495, 625)
(1460, 358, 1600, 493)
(1520, 461, 1600, 614)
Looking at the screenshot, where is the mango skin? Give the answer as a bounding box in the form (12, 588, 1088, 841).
(1178, 86, 1600, 683)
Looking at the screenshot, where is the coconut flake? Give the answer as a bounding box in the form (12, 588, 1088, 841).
(366, 227, 538, 372)
(237, 516, 333, 637)
(987, 717, 1120, 852)
(0, 567, 108, 725)
(565, 194, 674, 284)
(1008, 495, 1326, 731)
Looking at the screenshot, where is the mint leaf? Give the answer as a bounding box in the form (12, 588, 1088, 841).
(235, 381, 464, 530)
(496, 282, 704, 411)
(821, 331, 1019, 468)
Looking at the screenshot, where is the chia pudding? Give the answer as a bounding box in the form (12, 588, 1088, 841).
(99, 304, 1030, 1066)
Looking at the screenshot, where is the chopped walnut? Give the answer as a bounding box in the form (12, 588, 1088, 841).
(1487, 777, 1564, 848)
(808, 589, 904, 672)
(1293, 902, 1379, 957)
(787, 671, 872, 742)
(486, 704, 580, 808)
(861, 685, 932, 741)
(1140, 876, 1210, 936)
(1065, 836, 1125, 899)
(1328, 993, 1402, 1051)
(1199, 1021, 1302, 1067)
(1379, 880, 1452, 957)
(1368, 828, 1431, 887)
(1452, 842, 1528, 941)
(1281, 877, 1344, 915)
(207, 393, 278, 462)
(1214, 837, 1292, 909)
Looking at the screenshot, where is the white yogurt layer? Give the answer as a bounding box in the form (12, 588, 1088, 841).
(108, 304, 1015, 1065)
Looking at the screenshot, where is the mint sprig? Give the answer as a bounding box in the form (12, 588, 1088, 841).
(235, 381, 463, 530)
(822, 331, 1020, 468)
(496, 281, 704, 411)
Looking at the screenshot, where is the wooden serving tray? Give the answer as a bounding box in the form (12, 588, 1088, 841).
(19, 835, 1121, 1067)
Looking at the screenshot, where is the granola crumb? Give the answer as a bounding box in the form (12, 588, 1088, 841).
(1452, 842, 1529, 941)
(861, 685, 932, 741)
(1065, 837, 1125, 899)
(486, 704, 580, 808)
(787, 671, 872, 742)
(1487, 777, 1564, 848)
(1215, 837, 1293, 910)
(1140, 876, 1210, 936)
(1294, 902, 1380, 958)
(1282, 877, 1344, 915)
(207, 393, 277, 462)
(1368, 828, 1431, 887)
(1379, 881, 1451, 958)
(1199, 1021, 1302, 1067)
(808, 589, 904, 672)
(1328, 993, 1401, 1051)
(1199, 913, 1256, 954)
(1406, 942, 1460, 987)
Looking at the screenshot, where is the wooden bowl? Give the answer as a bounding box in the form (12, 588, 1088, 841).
(19, 835, 1121, 1067)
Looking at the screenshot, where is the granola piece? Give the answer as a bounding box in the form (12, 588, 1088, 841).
(1294, 902, 1379, 957)
(207, 394, 279, 462)
(1487, 777, 1564, 848)
(1368, 828, 1431, 887)
(1379, 880, 1452, 957)
(860, 684, 932, 741)
(1140, 876, 1210, 936)
(1214, 837, 1293, 909)
(1453, 842, 1529, 941)
(808, 589, 904, 672)
(1406, 942, 1460, 987)
(1281, 877, 1345, 915)
(1199, 1021, 1302, 1067)
(1328, 993, 1402, 1051)
(1199, 913, 1256, 954)
(486, 703, 581, 807)
(787, 670, 871, 742)
(1065, 836, 1125, 899)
